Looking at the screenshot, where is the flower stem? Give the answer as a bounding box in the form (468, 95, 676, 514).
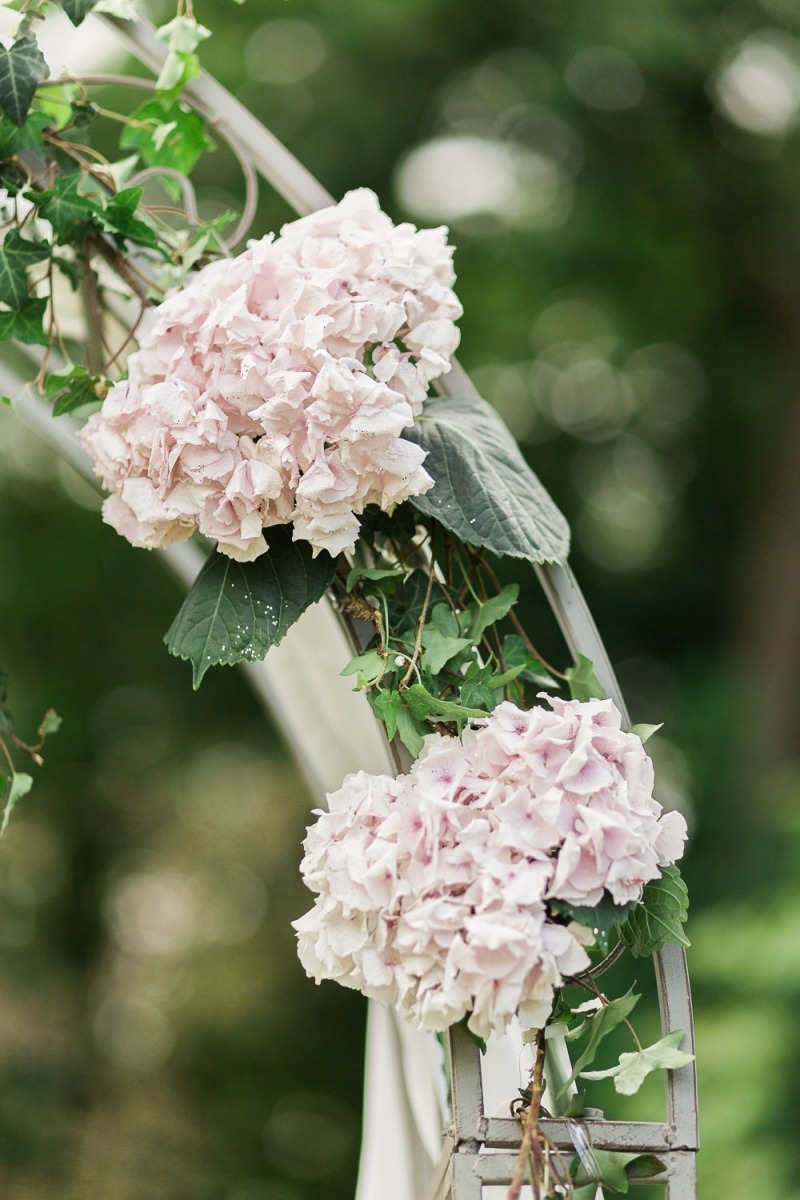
(508, 1027, 546, 1200)
(399, 559, 436, 689)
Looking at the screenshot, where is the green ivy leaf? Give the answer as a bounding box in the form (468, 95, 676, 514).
(165, 529, 337, 687)
(404, 395, 570, 565)
(120, 97, 215, 178)
(395, 701, 425, 757)
(36, 81, 80, 127)
(550, 894, 637, 938)
(0, 771, 33, 836)
(458, 662, 496, 712)
(369, 688, 402, 741)
(0, 297, 47, 345)
(571, 1149, 666, 1193)
(45, 364, 107, 415)
(501, 635, 558, 688)
(154, 15, 211, 95)
(102, 187, 163, 253)
(26, 174, 102, 239)
(565, 654, 607, 701)
(92, 0, 137, 17)
(468, 583, 519, 640)
(0, 109, 49, 156)
(562, 1091, 587, 1118)
(345, 565, 403, 594)
(0, 38, 49, 126)
(420, 628, 472, 675)
(488, 663, 526, 690)
(581, 1030, 694, 1097)
(630, 722, 663, 744)
(403, 682, 488, 724)
(340, 648, 386, 687)
(618, 864, 690, 957)
(164, 211, 234, 282)
(383, 570, 433, 639)
(428, 602, 460, 638)
(0, 229, 49, 309)
(558, 986, 640, 1097)
(57, 0, 98, 25)
(38, 709, 62, 739)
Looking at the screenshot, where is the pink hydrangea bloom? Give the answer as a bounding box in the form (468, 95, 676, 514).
(80, 189, 462, 560)
(294, 697, 687, 1039)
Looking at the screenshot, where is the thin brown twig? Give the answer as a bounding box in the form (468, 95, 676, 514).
(508, 1027, 546, 1200)
(565, 968, 643, 1052)
(81, 243, 112, 371)
(90, 236, 155, 306)
(101, 302, 146, 375)
(0, 737, 16, 776)
(399, 558, 436, 689)
(10, 735, 43, 767)
(476, 551, 568, 681)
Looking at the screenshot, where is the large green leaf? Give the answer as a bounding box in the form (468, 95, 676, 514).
(165, 529, 337, 687)
(0, 229, 49, 309)
(404, 395, 570, 564)
(0, 38, 49, 126)
(619, 864, 690, 957)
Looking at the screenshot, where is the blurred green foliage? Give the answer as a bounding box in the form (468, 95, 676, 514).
(2, 0, 800, 1196)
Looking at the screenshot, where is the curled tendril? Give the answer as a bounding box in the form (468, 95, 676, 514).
(38, 73, 259, 251)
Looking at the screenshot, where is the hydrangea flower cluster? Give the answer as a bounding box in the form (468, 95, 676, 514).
(294, 697, 687, 1040)
(79, 189, 462, 561)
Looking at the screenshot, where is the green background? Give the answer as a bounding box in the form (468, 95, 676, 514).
(2, 0, 800, 1195)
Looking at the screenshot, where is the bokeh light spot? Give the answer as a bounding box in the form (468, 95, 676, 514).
(105, 868, 198, 957)
(395, 136, 571, 229)
(714, 35, 800, 136)
(245, 20, 326, 86)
